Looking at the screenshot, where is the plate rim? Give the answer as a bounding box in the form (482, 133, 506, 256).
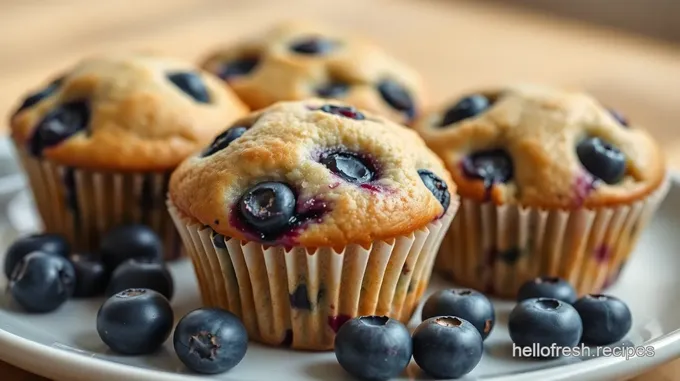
(1, 173, 680, 381)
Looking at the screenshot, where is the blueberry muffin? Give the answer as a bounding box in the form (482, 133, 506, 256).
(9, 52, 248, 258)
(167, 99, 457, 350)
(412, 84, 668, 297)
(200, 21, 425, 125)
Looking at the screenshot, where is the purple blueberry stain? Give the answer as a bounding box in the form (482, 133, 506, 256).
(500, 247, 522, 264)
(290, 284, 311, 310)
(593, 244, 612, 263)
(210, 229, 227, 249)
(328, 314, 352, 333)
(281, 329, 294, 347)
(573, 173, 597, 207)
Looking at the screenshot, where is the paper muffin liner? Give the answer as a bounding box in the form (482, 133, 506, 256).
(435, 177, 671, 298)
(15, 147, 182, 260)
(167, 199, 457, 351)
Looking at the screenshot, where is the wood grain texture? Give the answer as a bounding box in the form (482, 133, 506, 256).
(1, 0, 679, 379)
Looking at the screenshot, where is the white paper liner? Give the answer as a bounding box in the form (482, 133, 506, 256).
(436, 177, 671, 298)
(167, 198, 457, 350)
(16, 147, 182, 260)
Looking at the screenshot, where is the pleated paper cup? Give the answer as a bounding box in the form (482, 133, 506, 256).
(167, 198, 457, 351)
(436, 178, 671, 298)
(15, 147, 182, 260)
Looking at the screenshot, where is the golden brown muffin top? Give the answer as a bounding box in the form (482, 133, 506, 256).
(10, 52, 248, 172)
(412, 84, 666, 209)
(200, 21, 426, 125)
(169, 99, 455, 248)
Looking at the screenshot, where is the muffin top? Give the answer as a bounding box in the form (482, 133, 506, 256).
(10, 52, 248, 172)
(200, 21, 425, 125)
(412, 84, 666, 209)
(169, 99, 455, 248)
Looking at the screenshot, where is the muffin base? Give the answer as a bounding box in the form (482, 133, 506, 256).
(16, 148, 182, 260)
(167, 199, 457, 351)
(436, 178, 670, 298)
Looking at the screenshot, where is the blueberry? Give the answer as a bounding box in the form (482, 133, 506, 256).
(418, 169, 451, 213)
(508, 298, 583, 353)
(517, 276, 577, 304)
(96, 288, 173, 355)
(106, 258, 173, 300)
(100, 224, 163, 271)
(203, 126, 247, 157)
(321, 152, 374, 184)
(70, 253, 108, 298)
(167, 72, 210, 103)
(609, 109, 628, 127)
(412, 316, 483, 379)
(290, 36, 336, 55)
(216, 57, 259, 80)
(9, 251, 75, 313)
(319, 104, 365, 120)
(4, 233, 69, 279)
(377, 80, 415, 119)
(440, 95, 490, 127)
(462, 149, 514, 186)
(29, 101, 90, 157)
(173, 308, 248, 374)
(316, 82, 350, 98)
(573, 294, 632, 345)
(421, 289, 495, 340)
(576, 137, 626, 185)
(239, 182, 296, 237)
(334, 316, 412, 381)
(15, 77, 63, 114)
(211, 230, 227, 249)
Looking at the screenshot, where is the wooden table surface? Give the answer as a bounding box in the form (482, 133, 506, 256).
(1, 0, 680, 379)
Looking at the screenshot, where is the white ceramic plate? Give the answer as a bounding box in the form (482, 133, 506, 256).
(1, 178, 680, 381)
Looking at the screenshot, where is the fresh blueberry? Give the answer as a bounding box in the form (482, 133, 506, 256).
(239, 182, 296, 237)
(574, 294, 632, 345)
(203, 126, 247, 157)
(576, 137, 626, 185)
(319, 104, 365, 120)
(4, 233, 69, 279)
(377, 80, 415, 119)
(29, 101, 90, 157)
(321, 152, 374, 184)
(334, 316, 412, 381)
(290, 36, 336, 55)
(15, 77, 63, 114)
(418, 169, 451, 213)
(167, 72, 210, 103)
(462, 149, 514, 186)
(216, 57, 259, 80)
(412, 316, 483, 379)
(96, 288, 174, 355)
(609, 109, 628, 127)
(440, 94, 490, 127)
(106, 258, 174, 300)
(517, 276, 577, 304)
(70, 253, 108, 298)
(421, 289, 495, 340)
(316, 82, 350, 98)
(9, 251, 75, 313)
(100, 224, 163, 271)
(173, 308, 248, 374)
(509, 298, 583, 353)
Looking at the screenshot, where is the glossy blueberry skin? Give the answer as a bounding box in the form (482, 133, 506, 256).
(316, 82, 350, 98)
(15, 77, 63, 114)
(321, 152, 374, 184)
(29, 101, 90, 157)
(421, 289, 495, 340)
(167, 72, 210, 103)
(517, 277, 577, 304)
(106, 258, 174, 300)
(173, 308, 248, 374)
(462, 149, 514, 187)
(203, 126, 247, 157)
(100, 224, 163, 271)
(96, 289, 173, 355)
(9, 251, 75, 313)
(418, 169, 451, 213)
(70, 253, 109, 298)
(319, 104, 365, 120)
(576, 137, 626, 185)
(290, 37, 336, 55)
(334, 316, 412, 381)
(440, 94, 490, 127)
(574, 294, 632, 345)
(216, 57, 259, 81)
(239, 182, 296, 236)
(4, 233, 69, 279)
(377, 80, 415, 119)
(412, 316, 483, 379)
(509, 298, 583, 353)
